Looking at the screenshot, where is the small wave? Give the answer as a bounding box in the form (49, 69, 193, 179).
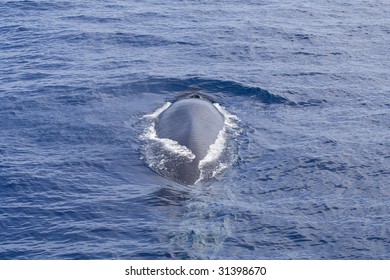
(127, 77, 292, 105)
(136, 186, 192, 207)
(4, 0, 74, 11)
(56, 31, 180, 48)
(62, 15, 122, 24)
(277, 72, 325, 77)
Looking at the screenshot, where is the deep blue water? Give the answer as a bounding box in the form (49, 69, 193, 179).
(1, 0, 389, 259)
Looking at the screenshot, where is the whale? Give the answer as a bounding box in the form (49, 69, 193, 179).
(155, 94, 225, 184)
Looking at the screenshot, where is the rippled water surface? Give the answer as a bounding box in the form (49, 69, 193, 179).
(1, 0, 389, 259)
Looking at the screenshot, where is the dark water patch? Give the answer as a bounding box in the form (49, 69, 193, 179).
(0, 98, 42, 115)
(296, 99, 327, 106)
(24, 85, 97, 105)
(124, 77, 293, 105)
(0, 173, 58, 191)
(134, 11, 169, 20)
(171, 251, 191, 260)
(0, 27, 46, 50)
(33, 124, 121, 146)
(112, 32, 174, 48)
(302, 157, 347, 173)
(0, 249, 41, 260)
(56, 32, 95, 45)
(293, 33, 312, 41)
(19, 72, 52, 81)
(276, 72, 325, 77)
(293, 51, 327, 57)
(4, 0, 75, 12)
(293, 202, 337, 216)
(53, 92, 95, 106)
(58, 31, 187, 48)
(367, 236, 385, 241)
(133, 251, 173, 260)
(54, 252, 103, 260)
(234, 240, 256, 251)
(63, 15, 122, 24)
(137, 187, 191, 207)
(0, 25, 30, 34)
(286, 231, 311, 243)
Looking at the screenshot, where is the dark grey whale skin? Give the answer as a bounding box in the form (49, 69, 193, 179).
(155, 96, 225, 184)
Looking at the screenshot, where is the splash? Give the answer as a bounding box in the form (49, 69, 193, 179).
(141, 102, 172, 119)
(196, 103, 240, 183)
(141, 102, 196, 160)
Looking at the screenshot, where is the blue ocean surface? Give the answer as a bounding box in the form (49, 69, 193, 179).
(0, 0, 389, 259)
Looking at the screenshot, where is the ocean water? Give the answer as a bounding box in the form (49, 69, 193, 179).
(0, 0, 389, 259)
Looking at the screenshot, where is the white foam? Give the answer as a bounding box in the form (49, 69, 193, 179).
(141, 102, 196, 160)
(141, 102, 172, 119)
(196, 103, 241, 183)
(214, 103, 240, 130)
(199, 128, 226, 169)
(200, 103, 240, 166)
(141, 122, 196, 160)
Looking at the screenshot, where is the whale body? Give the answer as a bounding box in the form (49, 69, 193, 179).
(155, 95, 225, 184)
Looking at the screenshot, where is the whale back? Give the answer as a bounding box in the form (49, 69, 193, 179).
(155, 98, 225, 184)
